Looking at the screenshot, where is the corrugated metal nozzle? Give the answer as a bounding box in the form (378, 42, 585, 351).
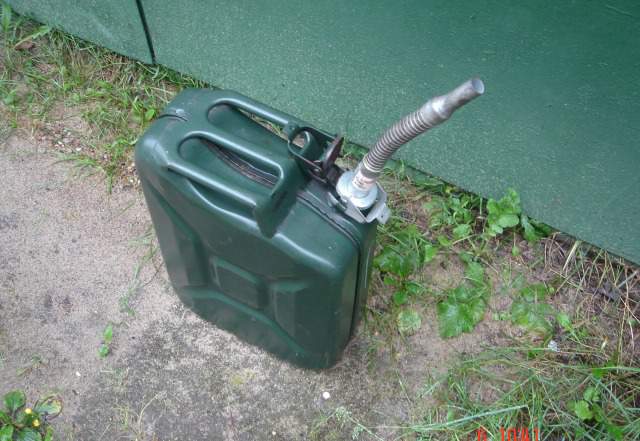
(336, 78, 484, 217)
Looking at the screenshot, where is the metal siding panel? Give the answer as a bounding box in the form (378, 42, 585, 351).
(6, 0, 152, 63)
(142, 0, 640, 263)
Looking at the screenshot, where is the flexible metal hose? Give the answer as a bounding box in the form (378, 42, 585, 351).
(352, 78, 484, 191)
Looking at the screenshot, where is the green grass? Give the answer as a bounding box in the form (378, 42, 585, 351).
(364, 167, 638, 440)
(409, 338, 640, 440)
(1, 7, 206, 188)
(352, 177, 637, 440)
(2, 6, 638, 441)
(319, 154, 638, 440)
(314, 335, 639, 440)
(119, 226, 159, 316)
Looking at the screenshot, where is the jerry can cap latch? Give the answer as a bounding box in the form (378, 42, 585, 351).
(282, 122, 390, 225)
(282, 123, 344, 183)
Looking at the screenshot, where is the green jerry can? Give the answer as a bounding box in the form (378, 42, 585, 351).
(136, 80, 483, 368)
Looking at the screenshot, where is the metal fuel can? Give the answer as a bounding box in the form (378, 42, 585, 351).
(135, 89, 378, 368)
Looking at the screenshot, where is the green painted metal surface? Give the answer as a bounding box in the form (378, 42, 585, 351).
(6, 0, 152, 63)
(135, 89, 377, 368)
(142, 0, 640, 263)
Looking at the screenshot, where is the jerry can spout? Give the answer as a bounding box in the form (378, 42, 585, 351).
(336, 78, 484, 216)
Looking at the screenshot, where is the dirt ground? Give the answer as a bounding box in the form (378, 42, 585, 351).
(0, 129, 520, 441)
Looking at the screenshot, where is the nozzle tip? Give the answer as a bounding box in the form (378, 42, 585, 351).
(471, 78, 485, 95)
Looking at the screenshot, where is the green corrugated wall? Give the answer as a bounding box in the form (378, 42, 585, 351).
(6, 0, 152, 63)
(6, 0, 640, 263)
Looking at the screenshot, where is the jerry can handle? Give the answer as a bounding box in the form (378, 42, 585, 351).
(165, 131, 299, 237)
(161, 89, 337, 175)
(205, 92, 307, 134)
(203, 91, 336, 169)
(162, 91, 319, 237)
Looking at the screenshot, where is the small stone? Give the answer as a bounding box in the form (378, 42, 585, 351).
(322, 391, 330, 400)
